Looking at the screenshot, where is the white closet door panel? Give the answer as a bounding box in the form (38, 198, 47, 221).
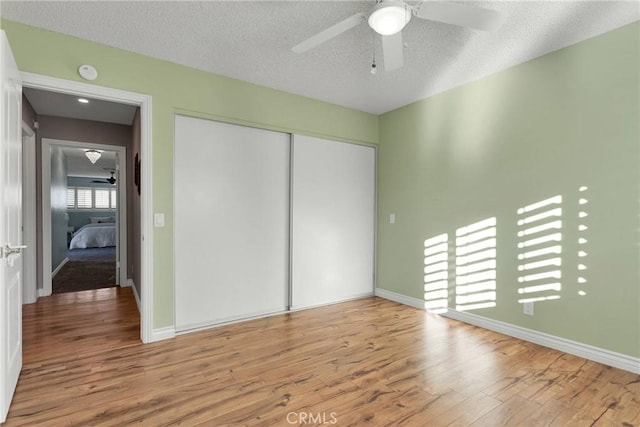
(292, 135, 375, 309)
(175, 115, 289, 331)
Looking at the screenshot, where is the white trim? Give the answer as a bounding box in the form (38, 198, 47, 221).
(443, 309, 640, 374)
(139, 93, 153, 345)
(21, 72, 144, 107)
(116, 155, 126, 285)
(374, 287, 424, 310)
(41, 138, 127, 291)
(130, 281, 141, 314)
(151, 326, 175, 342)
(51, 257, 68, 279)
(21, 122, 37, 304)
(22, 72, 153, 344)
(40, 141, 51, 297)
(375, 288, 640, 374)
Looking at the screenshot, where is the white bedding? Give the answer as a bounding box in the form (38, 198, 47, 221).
(69, 223, 116, 249)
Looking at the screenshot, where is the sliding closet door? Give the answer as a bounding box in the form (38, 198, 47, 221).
(174, 115, 290, 331)
(291, 135, 375, 309)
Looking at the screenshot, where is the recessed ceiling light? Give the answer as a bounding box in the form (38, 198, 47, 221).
(78, 98, 90, 104)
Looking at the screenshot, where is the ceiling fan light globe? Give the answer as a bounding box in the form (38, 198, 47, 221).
(368, 1, 411, 36)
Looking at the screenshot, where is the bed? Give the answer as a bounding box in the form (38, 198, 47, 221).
(69, 223, 116, 249)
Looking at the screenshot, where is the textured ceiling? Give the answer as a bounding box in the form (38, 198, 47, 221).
(3, 1, 639, 114)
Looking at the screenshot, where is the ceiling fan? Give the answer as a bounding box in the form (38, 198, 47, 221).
(292, 0, 505, 72)
(92, 171, 116, 185)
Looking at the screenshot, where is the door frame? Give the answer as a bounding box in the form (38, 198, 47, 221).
(41, 139, 127, 293)
(21, 72, 155, 343)
(21, 123, 37, 304)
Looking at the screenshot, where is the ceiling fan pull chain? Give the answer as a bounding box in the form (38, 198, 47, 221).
(371, 34, 377, 75)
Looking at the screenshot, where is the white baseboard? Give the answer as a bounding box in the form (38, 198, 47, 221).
(151, 326, 175, 342)
(374, 288, 424, 310)
(51, 257, 69, 278)
(375, 288, 640, 374)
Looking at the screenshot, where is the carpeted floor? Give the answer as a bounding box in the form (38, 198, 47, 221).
(68, 247, 116, 262)
(53, 247, 117, 294)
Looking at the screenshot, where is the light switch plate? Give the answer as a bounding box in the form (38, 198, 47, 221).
(389, 213, 396, 224)
(154, 213, 165, 227)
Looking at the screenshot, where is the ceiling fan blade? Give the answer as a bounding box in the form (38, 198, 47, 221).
(414, 1, 505, 32)
(382, 32, 404, 72)
(292, 13, 367, 53)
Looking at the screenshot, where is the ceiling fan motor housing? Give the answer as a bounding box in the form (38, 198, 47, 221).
(368, 0, 412, 36)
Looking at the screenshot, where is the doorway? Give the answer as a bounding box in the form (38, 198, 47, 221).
(21, 72, 154, 343)
(41, 140, 127, 295)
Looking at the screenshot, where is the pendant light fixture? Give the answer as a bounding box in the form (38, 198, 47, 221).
(85, 149, 102, 164)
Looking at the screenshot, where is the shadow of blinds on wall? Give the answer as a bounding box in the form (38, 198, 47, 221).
(517, 195, 563, 303)
(423, 233, 449, 314)
(455, 217, 497, 311)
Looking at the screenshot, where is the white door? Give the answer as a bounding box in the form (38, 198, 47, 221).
(174, 115, 290, 331)
(291, 135, 376, 309)
(0, 31, 23, 423)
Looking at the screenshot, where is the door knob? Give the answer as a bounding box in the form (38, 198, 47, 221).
(2, 244, 26, 258)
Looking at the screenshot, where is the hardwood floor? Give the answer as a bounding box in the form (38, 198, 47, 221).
(6, 289, 639, 426)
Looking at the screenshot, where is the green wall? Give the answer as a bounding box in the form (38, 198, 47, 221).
(377, 22, 640, 357)
(2, 20, 378, 329)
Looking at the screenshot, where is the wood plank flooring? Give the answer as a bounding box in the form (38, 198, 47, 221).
(6, 288, 639, 426)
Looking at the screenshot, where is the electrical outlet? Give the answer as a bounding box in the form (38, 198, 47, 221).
(523, 302, 534, 316)
(389, 213, 396, 224)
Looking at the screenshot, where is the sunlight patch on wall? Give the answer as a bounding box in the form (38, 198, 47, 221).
(517, 196, 563, 303)
(577, 186, 589, 296)
(455, 217, 497, 311)
(424, 233, 449, 313)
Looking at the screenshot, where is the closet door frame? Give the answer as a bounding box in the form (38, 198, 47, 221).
(174, 113, 377, 333)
